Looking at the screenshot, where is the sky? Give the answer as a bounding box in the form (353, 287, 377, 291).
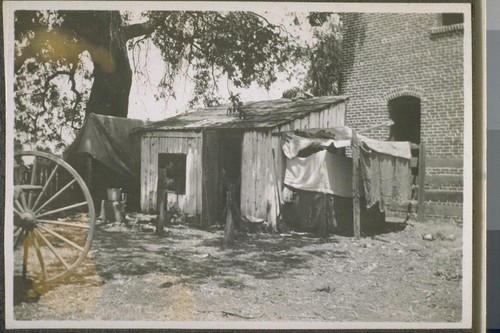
(126, 11, 321, 121)
(12, 7, 336, 153)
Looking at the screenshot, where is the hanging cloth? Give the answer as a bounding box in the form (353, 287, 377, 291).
(359, 146, 412, 212)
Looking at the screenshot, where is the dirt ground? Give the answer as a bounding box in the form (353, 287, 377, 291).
(13, 216, 463, 324)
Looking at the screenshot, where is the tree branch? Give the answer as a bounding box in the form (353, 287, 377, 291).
(43, 68, 83, 123)
(123, 17, 162, 40)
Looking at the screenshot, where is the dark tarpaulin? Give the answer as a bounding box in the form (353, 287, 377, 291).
(282, 189, 336, 237)
(65, 113, 146, 179)
(64, 113, 146, 208)
(282, 190, 387, 237)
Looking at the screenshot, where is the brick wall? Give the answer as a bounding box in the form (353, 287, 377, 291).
(341, 13, 464, 157)
(341, 13, 465, 221)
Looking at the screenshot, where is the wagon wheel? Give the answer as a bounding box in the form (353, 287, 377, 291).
(13, 151, 95, 286)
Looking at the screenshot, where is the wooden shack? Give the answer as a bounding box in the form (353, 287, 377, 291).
(138, 96, 348, 230)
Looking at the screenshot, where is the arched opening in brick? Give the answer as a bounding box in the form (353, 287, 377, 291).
(388, 96, 421, 144)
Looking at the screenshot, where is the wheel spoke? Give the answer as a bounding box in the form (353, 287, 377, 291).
(34, 179, 77, 214)
(14, 207, 21, 216)
(22, 230, 31, 280)
(28, 157, 38, 208)
(14, 151, 96, 284)
(32, 164, 59, 212)
(33, 229, 70, 270)
(32, 233, 49, 280)
(37, 219, 90, 229)
(15, 199, 25, 213)
(14, 227, 25, 248)
(36, 201, 87, 218)
(20, 191, 29, 211)
(37, 224, 84, 252)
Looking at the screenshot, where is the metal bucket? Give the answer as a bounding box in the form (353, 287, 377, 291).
(107, 188, 122, 201)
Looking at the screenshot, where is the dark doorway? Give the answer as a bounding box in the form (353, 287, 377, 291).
(388, 96, 421, 144)
(201, 130, 243, 226)
(218, 131, 243, 220)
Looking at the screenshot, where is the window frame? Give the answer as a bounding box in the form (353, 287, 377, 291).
(158, 153, 187, 195)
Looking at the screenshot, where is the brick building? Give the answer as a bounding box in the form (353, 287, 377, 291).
(341, 13, 465, 221)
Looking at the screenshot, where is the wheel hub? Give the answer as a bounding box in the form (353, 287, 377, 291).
(19, 211, 37, 230)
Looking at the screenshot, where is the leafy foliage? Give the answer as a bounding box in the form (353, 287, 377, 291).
(14, 57, 89, 152)
(307, 12, 333, 27)
(281, 12, 343, 98)
(13, 10, 343, 152)
(142, 11, 290, 105)
(14, 10, 292, 151)
(303, 13, 343, 96)
(14, 11, 103, 152)
(226, 93, 245, 119)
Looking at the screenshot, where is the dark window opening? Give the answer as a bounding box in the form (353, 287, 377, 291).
(441, 13, 463, 26)
(158, 153, 187, 194)
(388, 96, 421, 144)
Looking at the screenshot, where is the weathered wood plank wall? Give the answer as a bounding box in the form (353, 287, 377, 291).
(274, 103, 346, 133)
(140, 132, 203, 215)
(240, 131, 276, 226)
(241, 103, 346, 230)
(141, 102, 346, 226)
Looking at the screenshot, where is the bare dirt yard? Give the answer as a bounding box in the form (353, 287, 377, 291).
(14, 217, 463, 324)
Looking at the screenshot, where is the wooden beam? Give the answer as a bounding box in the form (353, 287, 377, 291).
(143, 131, 202, 138)
(417, 142, 426, 222)
(352, 131, 361, 238)
(358, 120, 394, 134)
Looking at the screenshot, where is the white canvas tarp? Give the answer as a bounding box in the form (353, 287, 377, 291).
(284, 150, 353, 197)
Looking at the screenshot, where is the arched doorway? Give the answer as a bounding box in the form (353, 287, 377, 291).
(388, 96, 421, 144)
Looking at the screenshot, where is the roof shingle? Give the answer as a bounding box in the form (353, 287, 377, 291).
(140, 96, 348, 132)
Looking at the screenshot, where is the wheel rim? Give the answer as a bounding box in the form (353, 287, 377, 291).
(14, 151, 95, 285)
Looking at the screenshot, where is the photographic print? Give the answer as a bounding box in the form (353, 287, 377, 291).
(3, 1, 473, 329)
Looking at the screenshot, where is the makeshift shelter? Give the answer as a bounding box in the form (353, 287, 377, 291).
(281, 127, 413, 236)
(64, 113, 146, 209)
(136, 96, 348, 229)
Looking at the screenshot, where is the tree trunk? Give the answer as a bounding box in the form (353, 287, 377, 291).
(85, 11, 132, 118)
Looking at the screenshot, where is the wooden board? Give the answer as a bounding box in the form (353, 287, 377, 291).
(140, 133, 203, 215)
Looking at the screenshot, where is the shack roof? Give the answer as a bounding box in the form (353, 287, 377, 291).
(140, 96, 348, 132)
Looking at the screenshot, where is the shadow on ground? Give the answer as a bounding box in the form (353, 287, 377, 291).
(89, 223, 350, 286)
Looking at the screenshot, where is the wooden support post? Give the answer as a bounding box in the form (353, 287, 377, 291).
(156, 189, 167, 235)
(272, 149, 282, 232)
(417, 142, 426, 222)
(224, 190, 235, 245)
(352, 131, 361, 238)
(99, 199, 125, 223)
(99, 200, 106, 221)
(112, 201, 123, 223)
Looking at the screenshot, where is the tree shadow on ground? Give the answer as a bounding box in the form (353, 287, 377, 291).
(89, 218, 408, 287)
(89, 224, 352, 286)
(14, 218, 408, 304)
